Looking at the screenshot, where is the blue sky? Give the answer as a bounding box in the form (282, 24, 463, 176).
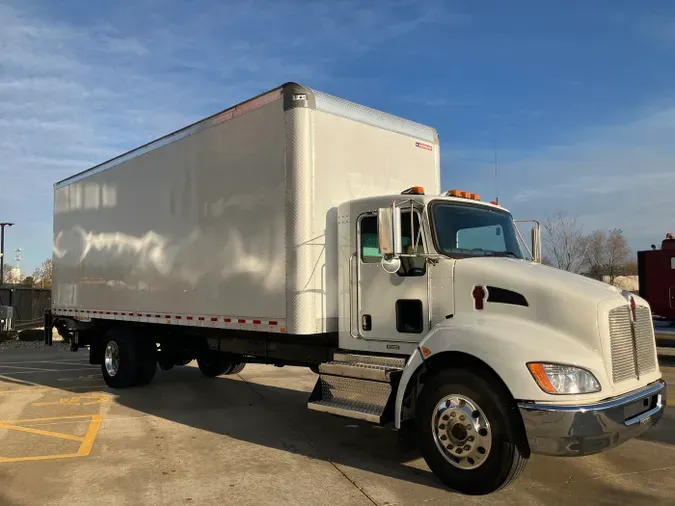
(1, 0, 674, 274)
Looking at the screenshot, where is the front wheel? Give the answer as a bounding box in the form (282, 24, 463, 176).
(417, 369, 528, 495)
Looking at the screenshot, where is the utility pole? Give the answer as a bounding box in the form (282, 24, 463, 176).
(0, 222, 15, 286)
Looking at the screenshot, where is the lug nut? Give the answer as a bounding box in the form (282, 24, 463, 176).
(450, 412, 456, 418)
(468, 436, 475, 442)
(439, 424, 446, 429)
(466, 424, 472, 431)
(459, 415, 465, 421)
(455, 448, 463, 454)
(440, 435, 447, 441)
(442, 415, 449, 421)
(463, 445, 471, 451)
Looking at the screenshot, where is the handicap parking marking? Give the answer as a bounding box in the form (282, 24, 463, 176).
(0, 414, 103, 463)
(32, 393, 109, 407)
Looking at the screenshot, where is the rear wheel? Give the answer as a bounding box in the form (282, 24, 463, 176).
(101, 331, 141, 388)
(197, 351, 245, 377)
(136, 339, 157, 386)
(417, 369, 528, 495)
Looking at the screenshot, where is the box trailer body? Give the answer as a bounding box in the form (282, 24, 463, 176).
(52, 84, 440, 335)
(48, 83, 665, 495)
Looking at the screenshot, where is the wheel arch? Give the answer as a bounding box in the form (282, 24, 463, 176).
(395, 350, 517, 429)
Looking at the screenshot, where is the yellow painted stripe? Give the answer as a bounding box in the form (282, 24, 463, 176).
(77, 415, 102, 456)
(0, 414, 97, 424)
(0, 452, 82, 463)
(0, 423, 84, 442)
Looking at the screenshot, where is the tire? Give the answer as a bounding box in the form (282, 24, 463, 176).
(100, 331, 141, 389)
(136, 339, 157, 386)
(417, 369, 528, 495)
(197, 352, 245, 377)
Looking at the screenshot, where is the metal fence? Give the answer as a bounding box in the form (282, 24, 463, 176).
(0, 286, 51, 331)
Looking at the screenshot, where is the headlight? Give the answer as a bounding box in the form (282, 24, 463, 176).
(527, 363, 601, 394)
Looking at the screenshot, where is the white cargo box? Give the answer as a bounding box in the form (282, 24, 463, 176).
(52, 83, 440, 335)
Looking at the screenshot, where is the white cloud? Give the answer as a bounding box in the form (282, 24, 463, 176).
(445, 105, 675, 250)
(0, 0, 450, 272)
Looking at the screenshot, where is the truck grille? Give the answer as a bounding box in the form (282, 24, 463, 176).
(609, 305, 657, 383)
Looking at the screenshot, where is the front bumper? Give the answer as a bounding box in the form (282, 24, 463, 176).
(518, 380, 666, 456)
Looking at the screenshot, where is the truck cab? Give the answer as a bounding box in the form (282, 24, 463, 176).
(308, 186, 666, 494)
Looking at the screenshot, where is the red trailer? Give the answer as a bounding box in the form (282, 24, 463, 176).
(638, 235, 675, 321)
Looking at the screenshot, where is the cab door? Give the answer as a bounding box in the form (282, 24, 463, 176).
(356, 210, 429, 341)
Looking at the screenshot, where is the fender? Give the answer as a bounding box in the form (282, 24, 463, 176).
(394, 312, 611, 429)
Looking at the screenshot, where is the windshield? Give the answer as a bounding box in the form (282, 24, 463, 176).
(430, 201, 527, 259)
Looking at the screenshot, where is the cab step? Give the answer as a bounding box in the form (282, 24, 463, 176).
(307, 353, 406, 424)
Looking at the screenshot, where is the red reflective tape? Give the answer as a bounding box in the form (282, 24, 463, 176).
(253, 320, 261, 325)
(224, 318, 232, 323)
(211, 317, 218, 322)
(238, 319, 246, 324)
(155, 314, 161, 318)
(106, 312, 111, 315)
(147, 314, 152, 317)
(175, 316, 182, 320)
(165, 315, 171, 319)
(269, 321, 278, 326)
(121, 312, 126, 316)
(113, 312, 118, 315)
(198, 317, 205, 321)
(187, 316, 193, 321)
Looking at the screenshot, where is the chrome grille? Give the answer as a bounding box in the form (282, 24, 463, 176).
(634, 306, 657, 375)
(609, 305, 657, 383)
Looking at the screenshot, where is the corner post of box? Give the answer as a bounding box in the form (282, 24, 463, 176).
(283, 83, 317, 335)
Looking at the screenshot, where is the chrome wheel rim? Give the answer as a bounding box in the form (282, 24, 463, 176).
(431, 394, 492, 470)
(104, 341, 120, 377)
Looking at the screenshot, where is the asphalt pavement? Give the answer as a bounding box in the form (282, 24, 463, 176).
(0, 346, 673, 506)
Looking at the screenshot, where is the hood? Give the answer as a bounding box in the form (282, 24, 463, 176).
(452, 258, 629, 354)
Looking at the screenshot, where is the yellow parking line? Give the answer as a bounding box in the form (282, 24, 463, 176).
(77, 415, 102, 456)
(0, 423, 85, 442)
(0, 414, 97, 424)
(0, 414, 103, 463)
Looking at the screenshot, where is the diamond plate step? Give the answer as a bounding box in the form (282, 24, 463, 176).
(332, 353, 406, 369)
(319, 361, 402, 382)
(307, 373, 396, 424)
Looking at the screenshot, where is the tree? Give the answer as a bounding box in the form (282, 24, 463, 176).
(34, 258, 53, 288)
(583, 228, 631, 284)
(22, 276, 35, 287)
(542, 213, 587, 273)
(2, 263, 15, 285)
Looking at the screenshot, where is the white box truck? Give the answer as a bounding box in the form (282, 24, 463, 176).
(47, 83, 666, 495)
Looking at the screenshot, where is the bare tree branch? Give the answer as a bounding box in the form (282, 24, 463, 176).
(542, 213, 587, 273)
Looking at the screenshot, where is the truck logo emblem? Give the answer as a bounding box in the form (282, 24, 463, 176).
(415, 141, 433, 151)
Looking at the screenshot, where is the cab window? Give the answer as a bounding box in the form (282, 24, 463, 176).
(360, 212, 426, 276)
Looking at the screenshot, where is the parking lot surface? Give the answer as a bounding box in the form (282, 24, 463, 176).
(0, 346, 673, 506)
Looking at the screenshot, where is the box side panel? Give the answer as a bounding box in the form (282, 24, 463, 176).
(53, 99, 287, 325)
(303, 108, 439, 334)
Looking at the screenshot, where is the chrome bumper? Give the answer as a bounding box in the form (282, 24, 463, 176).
(518, 380, 666, 456)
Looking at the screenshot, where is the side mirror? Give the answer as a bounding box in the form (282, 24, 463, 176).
(377, 206, 402, 256)
(530, 221, 541, 263)
(381, 256, 402, 274)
